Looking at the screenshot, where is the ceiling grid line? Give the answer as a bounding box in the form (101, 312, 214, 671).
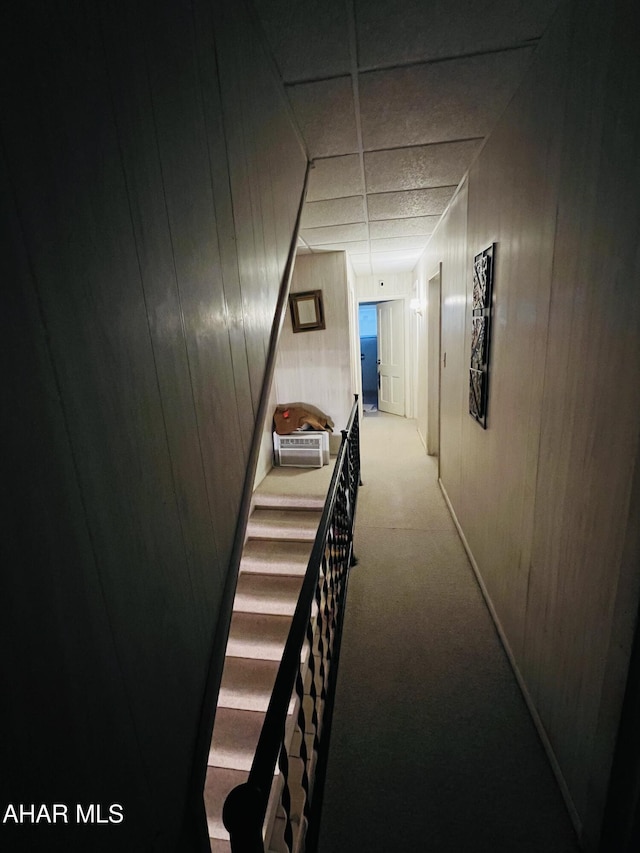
(283, 41, 542, 87)
(346, 0, 372, 276)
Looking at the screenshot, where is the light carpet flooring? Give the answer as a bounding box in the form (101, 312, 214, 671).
(315, 412, 579, 853)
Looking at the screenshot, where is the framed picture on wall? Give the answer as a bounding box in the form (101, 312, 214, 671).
(469, 244, 495, 428)
(289, 289, 325, 333)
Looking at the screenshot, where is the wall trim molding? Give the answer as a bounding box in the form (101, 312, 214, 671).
(438, 477, 583, 843)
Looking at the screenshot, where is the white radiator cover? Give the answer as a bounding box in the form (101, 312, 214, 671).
(273, 431, 330, 467)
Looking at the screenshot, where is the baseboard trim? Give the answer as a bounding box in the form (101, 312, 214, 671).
(438, 477, 583, 843)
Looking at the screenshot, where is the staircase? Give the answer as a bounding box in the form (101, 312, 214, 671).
(204, 486, 327, 852)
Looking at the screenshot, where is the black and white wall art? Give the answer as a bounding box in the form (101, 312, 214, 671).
(469, 244, 495, 427)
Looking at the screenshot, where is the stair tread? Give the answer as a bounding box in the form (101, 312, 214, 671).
(240, 540, 312, 577)
(204, 766, 247, 840)
(218, 657, 300, 714)
(234, 573, 303, 615)
(218, 658, 281, 712)
(253, 491, 326, 511)
(247, 508, 322, 542)
(226, 610, 317, 661)
(209, 707, 266, 770)
(226, 612, 291, 661)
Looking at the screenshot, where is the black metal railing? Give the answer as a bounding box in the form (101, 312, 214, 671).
(222, 396, 361, 853)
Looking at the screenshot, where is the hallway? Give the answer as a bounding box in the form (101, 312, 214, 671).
(316, 413, 579, 853)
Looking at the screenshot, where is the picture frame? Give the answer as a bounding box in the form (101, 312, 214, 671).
(289, 289, 325, 333)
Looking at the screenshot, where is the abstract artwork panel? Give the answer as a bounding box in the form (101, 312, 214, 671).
(472, 249, 492, 310)
(469, 369, 485, 423)
(469, 243, 495, 428)
(470, 316, 487, 370)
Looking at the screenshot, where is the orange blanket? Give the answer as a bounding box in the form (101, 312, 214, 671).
(273, 403, 334, 435)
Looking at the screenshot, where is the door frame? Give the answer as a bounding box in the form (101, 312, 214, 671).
(427, 265, 442, 466)
(355, 295, 411, 417)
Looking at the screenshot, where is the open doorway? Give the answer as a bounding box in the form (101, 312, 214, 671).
(359, 303, 378, 411)
(358, 299, 405, 416)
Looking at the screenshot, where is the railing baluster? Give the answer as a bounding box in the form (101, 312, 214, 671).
(223, 396, 361, 853)
(278, 744, 294, 852)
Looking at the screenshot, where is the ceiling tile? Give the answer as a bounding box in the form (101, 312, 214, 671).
(355, 0, 562, 68)
(370, 251, 422, 274)
(359, 49, 533, 150)
(370, 236, 430, 252)
(369, 216, 439, 238)
(300, 222, 369, 245)
(253, 0, 350, 82)
(307, 155, 364, 201)
(367, 187, 456, 219)
(301, 196, 365, 229)
(364, 141, 480, 192)
(287, 77, 358, 158)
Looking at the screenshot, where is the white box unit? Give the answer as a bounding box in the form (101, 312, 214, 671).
(273, 431, 330, 467)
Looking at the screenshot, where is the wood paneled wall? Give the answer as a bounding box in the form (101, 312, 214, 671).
(414, 0, 640, 848)
(0, 1, 306, 850)
(275, 252, 354, 444)
(355, 272, 413, 302)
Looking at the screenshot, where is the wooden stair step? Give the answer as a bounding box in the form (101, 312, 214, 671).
(226, 613, 291, 661)
(234, 573, 303, 616)
(247, 508, 322, 542)
(209, 707, 265, 771)
(239, 540, 312, 577)
(253, 491, 326, 511)
(217, 657, 298, 714)
(226, 612, 315, 666)
(204, 765, 246, 841)
(218, 658, 279, 712)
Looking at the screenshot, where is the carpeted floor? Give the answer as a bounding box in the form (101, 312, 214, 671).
(316, 413, 580, 853)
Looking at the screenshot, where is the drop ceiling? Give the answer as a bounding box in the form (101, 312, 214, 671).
(252, 0, 563, 275)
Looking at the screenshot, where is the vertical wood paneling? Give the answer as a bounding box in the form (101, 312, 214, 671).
(355, 272, 413, 301)
(2, 12, 207, 838)
(0, 143, 155, 852)
(99, 0, 220, 626)
(192, 0, 255, 460)
(212, 2, 307, 414)
(414, 0, 640, 847)
(275, 252, 353, 436)
(1, 0, 306, 848)
(458, 4, 570, 666)
(527, 0, 640, 830)
(141, 0, 246, 572)
(433, 182, 468, 501)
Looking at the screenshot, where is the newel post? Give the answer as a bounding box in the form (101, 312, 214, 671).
(223, 782, 264, 852)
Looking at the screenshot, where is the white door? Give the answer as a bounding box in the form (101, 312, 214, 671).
(377, 300, 405, 416)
